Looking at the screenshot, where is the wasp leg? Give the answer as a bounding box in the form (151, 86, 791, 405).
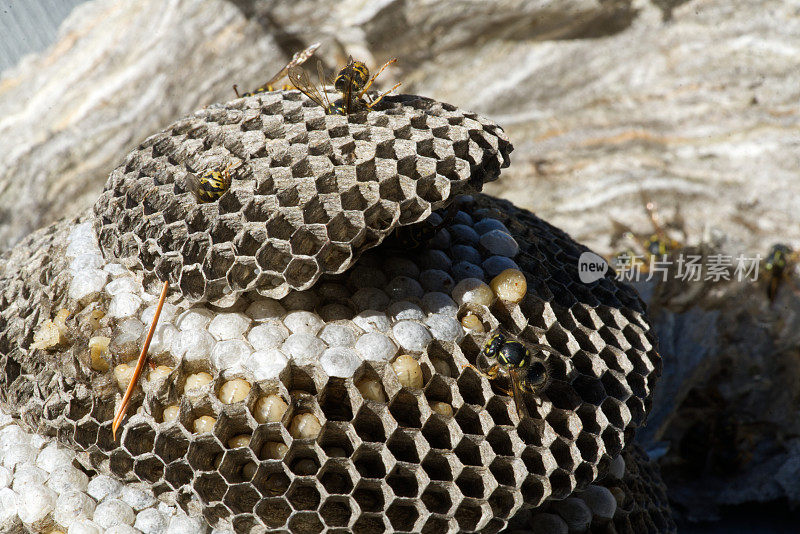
(112, 280, 169, 440)
(464, 362, 500, 380)
(233, 84, 241, 98)
(357, 58, 397, 99)
(365, 82, 401, 109)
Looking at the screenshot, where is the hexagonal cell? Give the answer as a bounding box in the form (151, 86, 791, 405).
(286, 479, 323, 511)
(352, 444, 392, 480)
(285, 440, 325, 476)
(318, 378, 358, 422)
(421, 450, 462, 482)
(454, 499, 491, 532)
(187, 434, 224, 472)
(74, 419, 99, 449)
(252, 462, 292, 499)
(164, 460, 193, 490)
(353, 404, 389, 443)
(389, 390, 426, 429)
(456, 367, 491, 407)
(421, 515, 457, 534)
(194, 471, 227, 504)
(352, 479, 389, 513)
(109, 449, 134, 479)
(218, 447, 258, 484)
(254, 497, 292, 529)
(387, 500, 423, 532)
(352, 513, 388, 534)
(133, 454, 165, 483)
(320, 495, 354, 528)
(454, 404, 493, 437)
(154, 425, 191, 464)
(456, 466, 496, 500)
(488, 486, 520, 520)
(422, 415, 460, 451)
(421, 481, 457, 515)
(317, 423, 357, 458)
(387, 430, 429, 469)
(386, 463, 425, 498)
(223, 483, 261, 515)
(521, 474, 550, 508)
(318, 460, 357, 495)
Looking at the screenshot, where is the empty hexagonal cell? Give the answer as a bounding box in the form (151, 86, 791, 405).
(351, 480, 388, 513)
(252, 462, 292, 498)
(387, 500, 424, 532)
(353, 404, 390, 443)
(201, 502, 231, 528)
(456, 466, 496, 499)
(352, 444, 391, 479)
(421, 415, 461, 451)
(389, 390, 426, 429)
(318, 461, 357, 495)
(223, 483, 261, 515)
(454, 404, 493, 437)
(187, 434, 225, 472)
(456, 367, 491, 407)
(320, 495, 355, 528)
(454, 499, 492, 532)
(194, 471, 227, 504)
(547, 467, 576, 500)
(164, 460, 193, 490)
(421, 450, 462, 482)
(387, 429, 429, 467)
(421, 515, 458, 534)
(254, 497, 292, 529)
(386, 463, 427, 498)
(488, 486, 520, 520)
(154, 424, 191, 464)
(421, 481, 457, 515)
(109, 449, 134, 479)
(489, 456, 525, 487)
(317, 424, 357, 458)
(121, 421, 158, 457)
(318, 378, 357, 422)
(546, 407, 583, 440)
(521, 474, 550, 508)
(74, 419, 99, 449)
(255, 241, 293, 274)
(454, 436, 494, 467)
(133, 454, 165, 483)
(286, 478, 324, 512)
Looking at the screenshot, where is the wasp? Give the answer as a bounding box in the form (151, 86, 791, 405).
(764, 243, 799, 302)
(468, 332, 554, 419)
(608, 191, 685, 273)
(289, 56, 400, 115)
(233, 42, 320, 98)
(186, 160, 242, 203)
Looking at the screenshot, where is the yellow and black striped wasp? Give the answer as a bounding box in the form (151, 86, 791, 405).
(289, 56, 400, 116)
(467, 332, 555, 419)
(233, 42, 321, 98)
(764, 243, 799, 303)
(186, 160, 242, 203)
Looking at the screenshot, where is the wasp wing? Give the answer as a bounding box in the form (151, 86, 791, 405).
(265, 42, 321, 87)
(508, 368, 531, 420)
(289, 65, 328, 109)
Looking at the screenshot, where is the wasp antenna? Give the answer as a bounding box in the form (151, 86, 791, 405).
(112, 280, 169, 440)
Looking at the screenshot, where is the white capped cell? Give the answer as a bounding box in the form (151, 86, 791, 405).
(70, 253, 104, 273)
(425, 314, 465, 343)
(355, 332, 397, 361)
(69, 268, 108, 302)
(281, 334, 326, 365)
(69, 519, 104, 534)
(392, 321, 433, 352)
(120, 485, 157, 511)
(244, 349, 289, 381)
(105, 277, 141, 297)
(165, 513, 208, 534)
(211, 340, 253, 371)
(0, 466, 10, 488)
(53, 490, 96, 528)
(283, 310, 325, 335)
(208, 313, 251, 340)
(141, 302, 178, 325)
(318, 323, 358, 347)
(387, 301, 425, 321)
(353, 310, 391, 333)
(421, 292, 458, 316)
(93, 498, 136, 528)
(247, 323, 288, 351)
(134, 507, 168, 534)
(15, 483, 57, 524)
(175, 308, 214, 331)
(103, 263, 129, 277)
(11, 464, 47, 492)
(245, 298, 286, 322)
(113, 317, 146, 347)
(86, 474, 123, 501)
(171, 329, 215, 362)
(2, 443, 37, 469)
(0, 487, 17, 526)
(46, 465, 89, 494)
(147, 324, 178, 356)
(320, 347, 361, 378)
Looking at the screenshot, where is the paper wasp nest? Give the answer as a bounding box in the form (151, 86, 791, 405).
(0, 93, 664, 533)
(93, 91, 511, 307)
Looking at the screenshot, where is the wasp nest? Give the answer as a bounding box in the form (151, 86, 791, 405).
(93, 92, 511, 307)
(0, 93, 664, 533)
